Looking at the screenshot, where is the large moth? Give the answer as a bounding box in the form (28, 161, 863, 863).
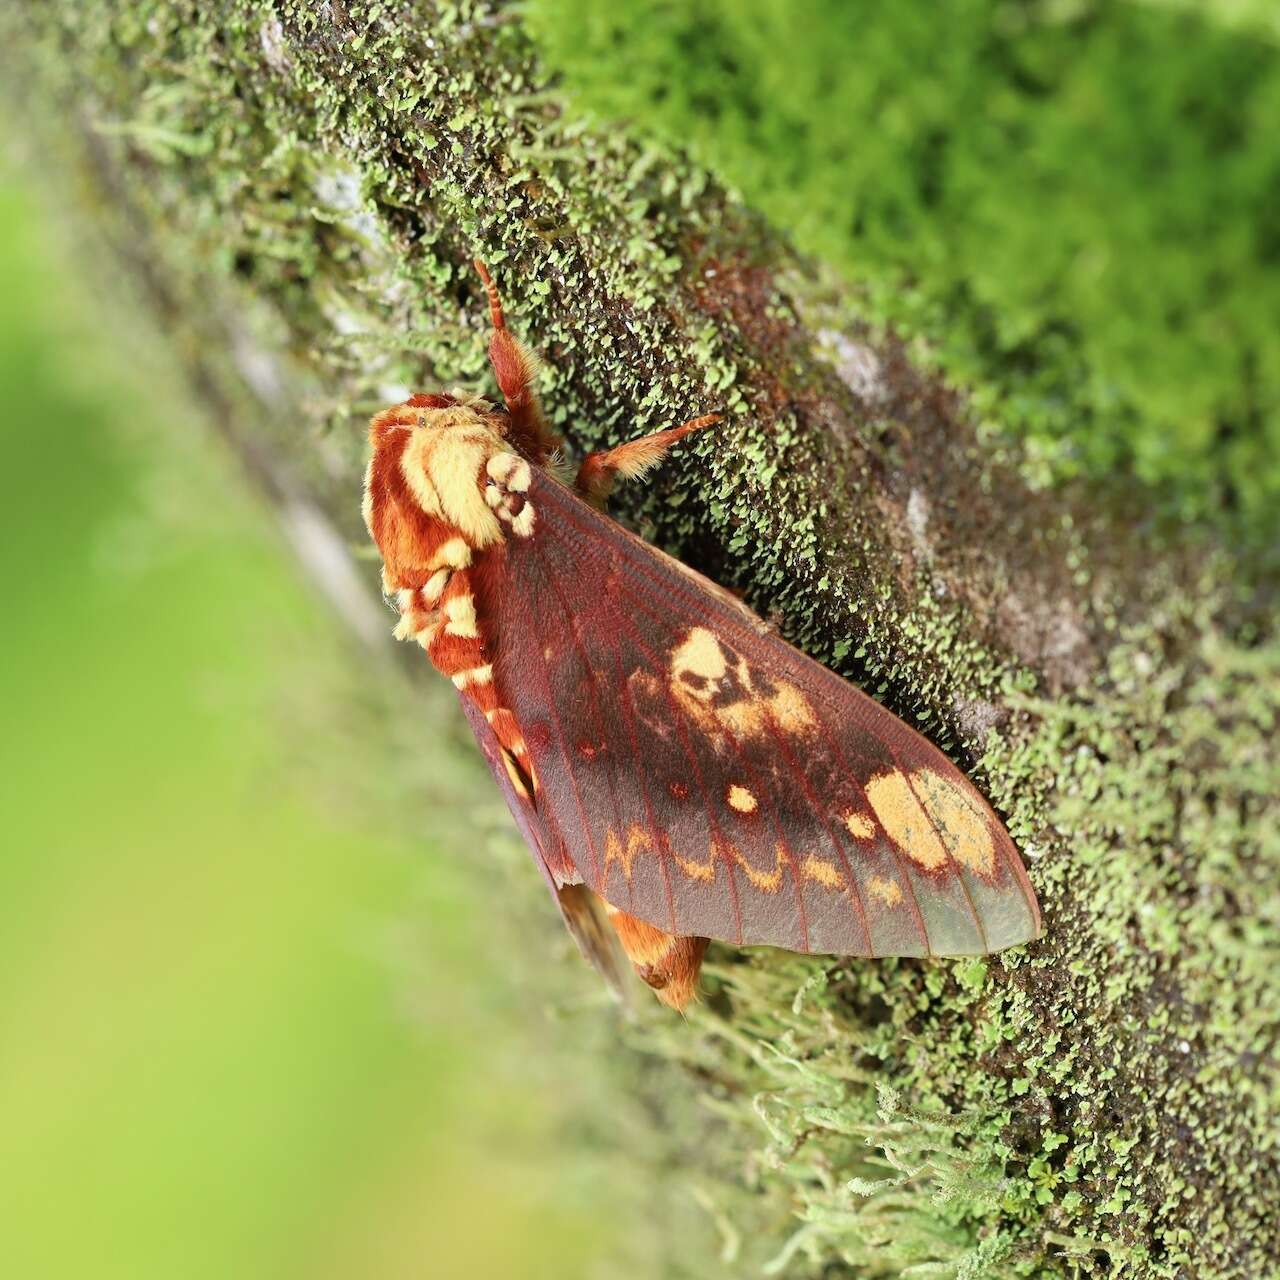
(362, 262, 1042, 1010)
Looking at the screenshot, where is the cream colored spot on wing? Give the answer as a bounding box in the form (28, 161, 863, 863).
(727, 785, 757, 814)
(669, 627, 815, 743)
(674, 627, 726, 683)
(444, 593, 479, 638)
(502, 748, 530, 800)
(910, 768, 997, 876)
(844, 811, 876, 840)
(801, 855, 845, 890)
(868, 875, 904, 907)
(733, 842, 787, 893)
(864, 771, 948, 871)
(605, 826, 655, 880)
(673, 841, 717, 884)
(771, 683, 815, 735)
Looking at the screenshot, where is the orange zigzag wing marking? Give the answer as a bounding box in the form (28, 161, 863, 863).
(489, 469, 1041, 958)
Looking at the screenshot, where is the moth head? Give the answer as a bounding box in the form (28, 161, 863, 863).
(368, 390, 504, 442)
(364, 391, 512, 554)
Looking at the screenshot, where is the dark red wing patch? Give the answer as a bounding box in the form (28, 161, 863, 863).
(482, 471, 1041, 958)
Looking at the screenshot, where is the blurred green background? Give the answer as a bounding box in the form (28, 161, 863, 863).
(0, 159, 603, 1278)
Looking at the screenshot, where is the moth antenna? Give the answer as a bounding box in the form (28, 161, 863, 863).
(473, 258, 506, 332)
(474, 257, 560, 458)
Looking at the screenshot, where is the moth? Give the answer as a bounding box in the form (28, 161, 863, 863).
(362, 261, 1042, 1010)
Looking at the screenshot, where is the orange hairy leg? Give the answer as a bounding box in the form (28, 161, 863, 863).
(576, 413, 721, 507)
(474, 259, 559, 459)
(602, 903, 709, 1012)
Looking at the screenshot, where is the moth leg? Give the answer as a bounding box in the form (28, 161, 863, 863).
(483, 450, 536, 538)
(474, 259, 559, 458)
(556, 886, 630, 1003)
(602, 901, 709, 1012)
(576, 413, 719, 508)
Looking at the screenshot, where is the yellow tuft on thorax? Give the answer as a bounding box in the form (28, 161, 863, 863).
(399, 405, 509, 549)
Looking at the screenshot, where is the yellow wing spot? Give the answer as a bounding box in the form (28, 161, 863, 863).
(910, 769, 997, 875)
(443, 593, 479, 638)
(844, 810, 876, 840)
(669, 627, 815, 743)
(605, 825, 655, 880)
(674, 627, 726, 681)
(502, 748, 531, 800)
(726, 784, 757, 814)
(732, 842, 788, 893)
(770, 683, 815, 735)
(673, 842, 717, 884)
(801, 855, 845, 890)
(868, 875, 904, 907)
(864, 771, 948, 871)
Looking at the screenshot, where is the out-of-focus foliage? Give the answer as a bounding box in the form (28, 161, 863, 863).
(0, 170, 605, 1280)
(528, 0, 1280, 541)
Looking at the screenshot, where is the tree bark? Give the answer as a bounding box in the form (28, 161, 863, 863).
(4, 3, 1274, 1277)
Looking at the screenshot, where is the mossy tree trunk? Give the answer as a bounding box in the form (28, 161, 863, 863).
(5, 4, 1275, 1278)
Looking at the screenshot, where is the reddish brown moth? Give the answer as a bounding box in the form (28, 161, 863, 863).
(362, 261, 1042, 1010)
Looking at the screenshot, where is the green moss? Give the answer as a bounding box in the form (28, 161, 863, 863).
(3, 3, 1277, 1277)
(526, 0, 1280, 547)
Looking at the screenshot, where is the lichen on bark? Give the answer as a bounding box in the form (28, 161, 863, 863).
(3, 2, 1275, 1277)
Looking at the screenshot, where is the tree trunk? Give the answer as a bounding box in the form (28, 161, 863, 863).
(4, 3, 1274, 1277)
